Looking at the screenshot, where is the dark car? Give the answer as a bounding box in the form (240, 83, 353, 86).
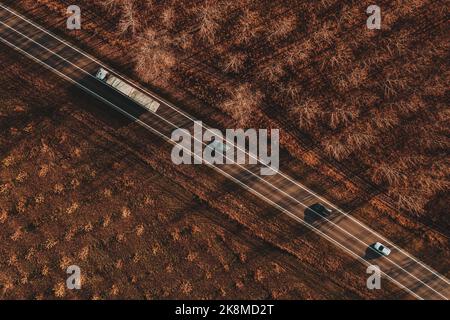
(309, 203, 333, 216)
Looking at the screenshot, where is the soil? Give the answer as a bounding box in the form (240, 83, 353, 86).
(0, 0, 447, 299)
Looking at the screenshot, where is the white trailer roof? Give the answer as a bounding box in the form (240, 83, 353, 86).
(130, 90, 160, 112)
(105, 76, 134, 96)
(105, 74, 160, 113)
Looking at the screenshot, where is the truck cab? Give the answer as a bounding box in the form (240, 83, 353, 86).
(94, 67, 160, 113)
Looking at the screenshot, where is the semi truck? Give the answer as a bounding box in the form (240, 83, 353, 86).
(95, 68, 160, 113)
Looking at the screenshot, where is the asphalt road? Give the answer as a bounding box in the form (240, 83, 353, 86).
(0, 3, 448, 300)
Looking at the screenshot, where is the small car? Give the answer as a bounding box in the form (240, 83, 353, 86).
(207, 140, 230, 154)
(372, 242, 391, 256)
(309, 203, 333, 216)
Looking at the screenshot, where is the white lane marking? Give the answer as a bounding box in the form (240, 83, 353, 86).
(301, 194, 315, 202)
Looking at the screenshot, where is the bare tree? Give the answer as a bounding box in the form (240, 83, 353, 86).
(279, 81, 300, 102)
(102, 0, 123, 13)
(221, 84, 263, 126)
(347, 65, 368, 87)
(345, 131, 376, 152)
(267, 12, 297, 41)
(321, 139, 350, 160)
(312, 21, 335, 46)
(371, 162, 405, 185)
(327, 43, 352, 69)
(259, 62, 285, 83)
(370, 108, 399, 130)
(328, 107, 358, 129)
(118, 0, 140, 35)
(394, 192, 426, 215)
(236, 8, 262, 44)
(162, 7, 176, 29)
(285, 41, 311, 66)
(175, 32, 194, 50)
(197, 1, 224, 44)
(134, 28, 176, 84)
(223, 52, 246, 73)
(289, 97, 322, 129)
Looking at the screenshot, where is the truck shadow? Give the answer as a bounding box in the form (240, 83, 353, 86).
(70, 75, 146, 129)
(304, 206, 333, 226)
(364, 246, 382, 260)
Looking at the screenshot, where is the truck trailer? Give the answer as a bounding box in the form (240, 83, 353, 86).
(95, 68, 160, 113)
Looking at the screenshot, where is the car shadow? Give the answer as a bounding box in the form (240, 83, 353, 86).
(364, 245, 382, 260)
(304, 205, 332, 225)
(304, 207, 322, 224)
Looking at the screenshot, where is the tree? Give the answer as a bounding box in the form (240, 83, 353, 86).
(321, 139, 350, 160)
(223, 52, 246, 73)
(134, 28, 176, 84)
(328, 108, 358, 129)
(118, 0, 141, 35)
(289, 98, 322, 129)
(268, 12, 297, 41)
(197, 1, 224, 44)
(221, 83, 263, 126)
(162, 7, 176, 29)
(236, 8, 262, 44)
(371, 162, 405, 185)
(102, 0, 123, 13)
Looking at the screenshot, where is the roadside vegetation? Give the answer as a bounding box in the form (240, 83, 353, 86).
(95, 0, 448, 216)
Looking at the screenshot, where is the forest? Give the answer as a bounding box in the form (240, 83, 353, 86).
(97, 0, 448, 217)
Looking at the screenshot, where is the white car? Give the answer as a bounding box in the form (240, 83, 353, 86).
(373, 242, 391, 256)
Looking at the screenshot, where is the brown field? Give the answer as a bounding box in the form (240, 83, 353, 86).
(0, 0, 448, 299)
(0, 35, 404, 300)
